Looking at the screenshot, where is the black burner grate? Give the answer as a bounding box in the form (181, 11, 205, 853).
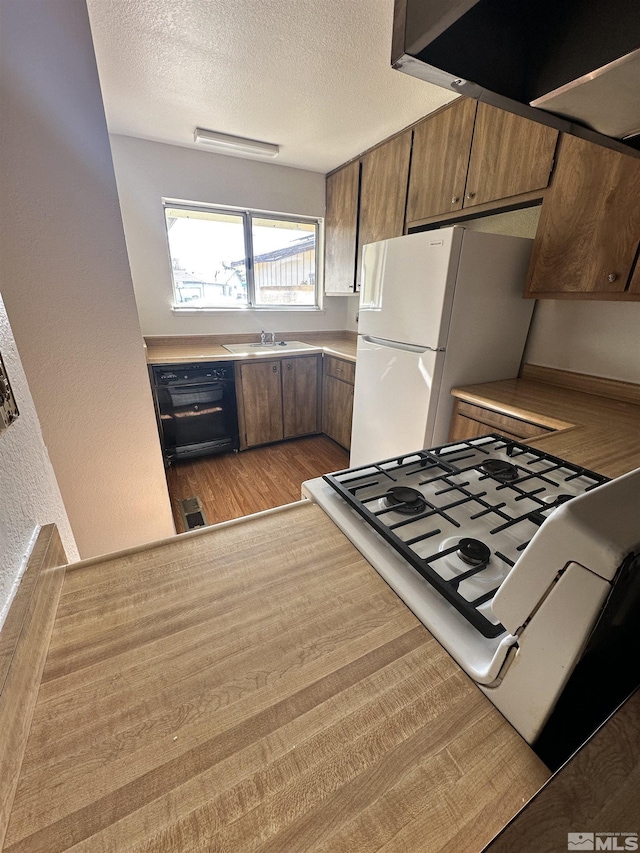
(323, 435, 609, 638)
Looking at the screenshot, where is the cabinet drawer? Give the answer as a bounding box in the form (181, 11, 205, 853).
(324, 356, 355, 385)
(449, 414, 523, 444)
(454, 401, 551, 440)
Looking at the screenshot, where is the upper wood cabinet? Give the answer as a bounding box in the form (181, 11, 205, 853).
(464, 104, 558, 208)
(358, 131, 412, 250)
(324, 161, 360, 294)
(406, 99, 558, 225)
(406, 98, 476, 223)
(525, 133, 640, 299)
(324, 131, 411, 294)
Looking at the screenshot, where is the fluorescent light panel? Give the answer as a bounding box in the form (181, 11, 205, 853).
(194, 127, 279, 158)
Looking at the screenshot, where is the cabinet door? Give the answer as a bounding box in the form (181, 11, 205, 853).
(282, 356, 320, 438)
(357, 130, 412, 285)
(239, 361, 283, 448)
(526, 133, 640, 296)
(325, 161, 360, 294)
(464, 103, 558, 208)
(322, 374, 354, 451)
(406, 98, 477, 224)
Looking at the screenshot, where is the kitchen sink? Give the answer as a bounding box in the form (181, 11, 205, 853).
(223, 341, 318, 355)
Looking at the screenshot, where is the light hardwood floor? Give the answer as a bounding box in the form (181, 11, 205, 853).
(166, 435, 349, 531)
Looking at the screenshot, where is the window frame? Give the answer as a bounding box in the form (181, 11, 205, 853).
(163, 200, 324, 312)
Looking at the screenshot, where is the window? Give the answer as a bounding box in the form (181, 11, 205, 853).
(164, 203, 322, 309)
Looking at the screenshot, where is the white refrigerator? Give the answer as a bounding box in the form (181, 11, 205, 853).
(350, 227, 535, 466)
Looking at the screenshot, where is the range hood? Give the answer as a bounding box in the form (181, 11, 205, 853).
(392, 0, 640, 156)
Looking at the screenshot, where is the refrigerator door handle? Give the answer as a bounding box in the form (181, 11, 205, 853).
(363, 335, 445, 354)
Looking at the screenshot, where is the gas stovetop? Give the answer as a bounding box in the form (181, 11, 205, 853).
(321, 435, 609, 639)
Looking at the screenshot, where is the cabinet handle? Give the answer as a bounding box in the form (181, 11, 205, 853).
(451, 196, 459, 204)
(272, 364, 277, 372)
(466, 191, 476, 200)
(607, 273, 618, 282)
(287, 363, 292, 370)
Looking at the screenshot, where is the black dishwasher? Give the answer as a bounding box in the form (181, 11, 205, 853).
(152, 362, 239, 462)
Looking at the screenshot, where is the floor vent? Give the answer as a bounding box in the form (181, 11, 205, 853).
(179, 497, 208, 531)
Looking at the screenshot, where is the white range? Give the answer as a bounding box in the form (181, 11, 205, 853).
(303, 435, 640, 769)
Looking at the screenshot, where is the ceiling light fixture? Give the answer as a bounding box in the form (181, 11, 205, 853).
(193, 127, 279, 158)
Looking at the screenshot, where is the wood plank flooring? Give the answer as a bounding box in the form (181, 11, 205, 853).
(166, 435, 349, 531)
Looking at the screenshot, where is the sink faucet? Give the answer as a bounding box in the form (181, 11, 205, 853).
(260, 330, 267, 345)
(260, 330, 276, 345)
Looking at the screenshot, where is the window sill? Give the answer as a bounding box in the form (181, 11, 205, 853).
(172, 306, 326, 314)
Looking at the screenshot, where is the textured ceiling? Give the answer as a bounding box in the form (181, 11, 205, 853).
(86, 0, 455, 173)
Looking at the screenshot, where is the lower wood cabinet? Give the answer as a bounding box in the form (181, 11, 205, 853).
(237, 353, 355, 452)
(322, 356, 355, 451)
(237, 360, 284, 448)
(448, 399, 552, 443)
(237, 356, 321, 449)
(282, 357, 321, 439)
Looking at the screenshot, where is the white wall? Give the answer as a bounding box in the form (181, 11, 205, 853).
(524, 301, 640, 383)
(109, 134, 350, 336)
(463, 207, 639, 383)
(0, 0, 174, 558)
(0, 295, 78, 628)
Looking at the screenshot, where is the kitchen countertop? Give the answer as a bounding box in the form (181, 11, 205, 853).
(451, 365, 640, 479)
(145, 331, 357, 365)
(3, 503, 549, 853)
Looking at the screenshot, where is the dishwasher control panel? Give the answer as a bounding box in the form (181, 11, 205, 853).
(154, 364, 233, 385)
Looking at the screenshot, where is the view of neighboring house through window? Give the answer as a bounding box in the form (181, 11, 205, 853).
(164, 203, 321, 309)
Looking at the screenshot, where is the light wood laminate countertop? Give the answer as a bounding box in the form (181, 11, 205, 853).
(145, 332, 357, 365)
(451, 366, 640, 479)
(3, 503, 548, 853)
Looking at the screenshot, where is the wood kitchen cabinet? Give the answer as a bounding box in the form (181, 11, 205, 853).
(324, 161, 360, 294)
(322, 356, 355, 451)
(448, 399, 552, 443)
(237, 360, 284, 448)
(464, 103, 558, 208)
(282, 356, 321, 439)
(357, 130, 412, 285)
(324, 130, 411, 294)
(406, 99, 557, 227)
(525, 133, 640, 299)
(237, 355, 321, 449)
(406, 98, 477, 223)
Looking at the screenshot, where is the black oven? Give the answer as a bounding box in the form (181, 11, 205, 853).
(152, 362, 239, 462)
